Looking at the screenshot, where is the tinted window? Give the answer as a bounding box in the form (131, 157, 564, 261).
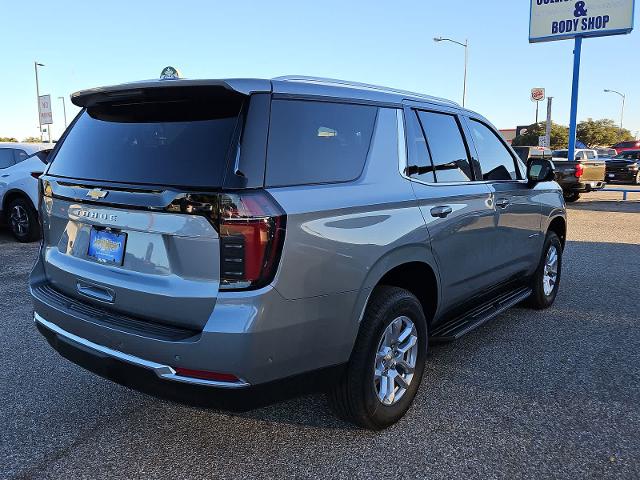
(614, 152, 640, 160)
(469, 120, 518, 180)
(0, 149, 15, 169)
(14, 149, 28, 163)
(417, 111, 473, 182)
(552, 150, 569, 159)
(404, 110, 435, 183)
(48, 93, 243, 187)
(266, 100, 377, 186)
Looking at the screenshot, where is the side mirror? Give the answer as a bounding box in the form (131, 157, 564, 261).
(527, 158, 555, 184)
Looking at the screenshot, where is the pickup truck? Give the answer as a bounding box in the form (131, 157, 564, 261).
(551, 149, 606, 202)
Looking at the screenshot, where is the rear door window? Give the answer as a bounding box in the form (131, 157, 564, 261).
(468, 119, 518, 180)
(404, 110, 435, 183)
(417, 111, 473, 182)
(585, 150, 596, 160)
(266, 100, 377, 187)
(0, 149, 15, 169)
(47, 91, 244, 188)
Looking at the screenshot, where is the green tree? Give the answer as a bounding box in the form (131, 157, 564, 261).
(22, 136, 41, 143)
(512, 122, 569, 149)
(0, 136, 18, 142)
(576, 118, 634, 147)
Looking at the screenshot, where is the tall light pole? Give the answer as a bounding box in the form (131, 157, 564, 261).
(58, 96, 68, 128)
(604, 89, 625, 136)
(434, 37, 468, 107)
(34, 61, 45, 141)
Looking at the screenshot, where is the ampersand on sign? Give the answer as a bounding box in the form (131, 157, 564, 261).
(574, 1, 588, 17)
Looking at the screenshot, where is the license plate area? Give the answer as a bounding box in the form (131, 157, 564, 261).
(88, 228, 127, 265)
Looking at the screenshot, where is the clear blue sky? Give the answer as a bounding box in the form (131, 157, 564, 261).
(2, 0, 638, 141)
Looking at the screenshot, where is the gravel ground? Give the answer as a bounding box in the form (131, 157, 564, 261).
(1, 190, 639, 479)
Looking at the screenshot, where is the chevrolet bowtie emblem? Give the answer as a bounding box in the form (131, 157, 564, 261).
(86, 188, 108, 200)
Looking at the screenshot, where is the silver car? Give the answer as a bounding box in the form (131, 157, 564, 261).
(31, 76, 566, 429)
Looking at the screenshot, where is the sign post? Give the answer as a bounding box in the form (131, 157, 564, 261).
(529, 0, 635, 160)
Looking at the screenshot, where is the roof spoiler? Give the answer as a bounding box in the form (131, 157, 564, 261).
(71, 78, 272, 108)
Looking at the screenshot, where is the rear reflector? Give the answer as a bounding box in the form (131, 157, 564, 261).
(174, 367, 240, 383)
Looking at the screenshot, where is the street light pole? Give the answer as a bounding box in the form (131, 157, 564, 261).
(34, 61, 45, 142)
(604, 89, 625, 135)
(434, 37, 468, 107)
(58, 96, 67, 128)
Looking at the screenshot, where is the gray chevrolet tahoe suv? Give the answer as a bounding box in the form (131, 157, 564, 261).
(31, 76, 566, 429)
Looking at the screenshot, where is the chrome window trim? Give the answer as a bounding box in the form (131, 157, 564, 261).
(34, 313, 250, 389)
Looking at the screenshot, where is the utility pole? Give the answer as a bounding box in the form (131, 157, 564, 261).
(545, 97, 553, 148)
(34, 61, 45, 142)
(58, 96, 68, 128)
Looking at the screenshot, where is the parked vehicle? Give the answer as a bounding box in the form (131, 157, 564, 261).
(31, 76, 566, 429)
(612, 140, 640, 154)
(605, 150, 640, 184)
(596, 148, 617, 159)
(512, 146, 552, 164)
(0, 142, 51, 241)
(552, 149, 606, 202)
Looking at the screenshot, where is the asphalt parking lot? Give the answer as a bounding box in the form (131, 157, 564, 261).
(1, 188, 639, 479)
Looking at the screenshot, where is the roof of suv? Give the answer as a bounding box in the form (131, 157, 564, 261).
(71, 75, 464, 112)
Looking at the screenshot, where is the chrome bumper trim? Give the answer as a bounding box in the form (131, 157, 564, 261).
(34, 312, 250, 389)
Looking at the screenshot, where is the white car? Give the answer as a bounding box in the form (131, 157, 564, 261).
(0, 142, 52, 241)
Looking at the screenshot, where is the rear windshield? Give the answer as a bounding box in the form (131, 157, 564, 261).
(48, 93, 243, 188)
(552, 150, 569, 158)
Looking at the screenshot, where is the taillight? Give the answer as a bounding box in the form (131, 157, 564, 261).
(575, 163, 584, 178)
(218, 190, 286, 291)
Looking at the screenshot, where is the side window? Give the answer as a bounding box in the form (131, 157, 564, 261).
(585, 150, 596, 160)
(468, 119, 518, 180)
(417, 111, 473, 182)
(266, 100, 378, 187)
(14, 149, 28, 163)
(0, 149, 15, 169)
(404, 110, 435, 183)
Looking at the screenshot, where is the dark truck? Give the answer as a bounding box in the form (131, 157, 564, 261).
(551, 149, 606, 202)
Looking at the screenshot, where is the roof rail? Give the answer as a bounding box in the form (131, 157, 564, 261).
(273, 75, 459, 107)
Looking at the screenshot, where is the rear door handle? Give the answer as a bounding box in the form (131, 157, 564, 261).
(496, 198, 510, 209)
(430, 206, 453, 218)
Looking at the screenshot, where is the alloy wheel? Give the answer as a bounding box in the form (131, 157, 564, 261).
(373, 316, 419, 406)
(542, 245, 559, 296)
(9, 205, 29, 237)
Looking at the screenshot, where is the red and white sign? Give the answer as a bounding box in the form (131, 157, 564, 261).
(39, 94, 53, 125)
(531, 88, 546, 102)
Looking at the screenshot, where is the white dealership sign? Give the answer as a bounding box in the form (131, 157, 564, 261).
(38, 94, 53, 125)
(530, 0, 635, 43)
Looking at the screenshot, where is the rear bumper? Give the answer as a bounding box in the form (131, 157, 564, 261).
(605, 171, 637, 182)
(30, 259, 359, 388)
(35, 312, 249, 388)
(565, 181, 606, 193)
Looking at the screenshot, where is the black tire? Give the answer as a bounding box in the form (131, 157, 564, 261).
(526, 232, 562, 309)
(327, 286, 428, 430)
(6, 197, 40, 243)
(563, 191, 581, 202)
